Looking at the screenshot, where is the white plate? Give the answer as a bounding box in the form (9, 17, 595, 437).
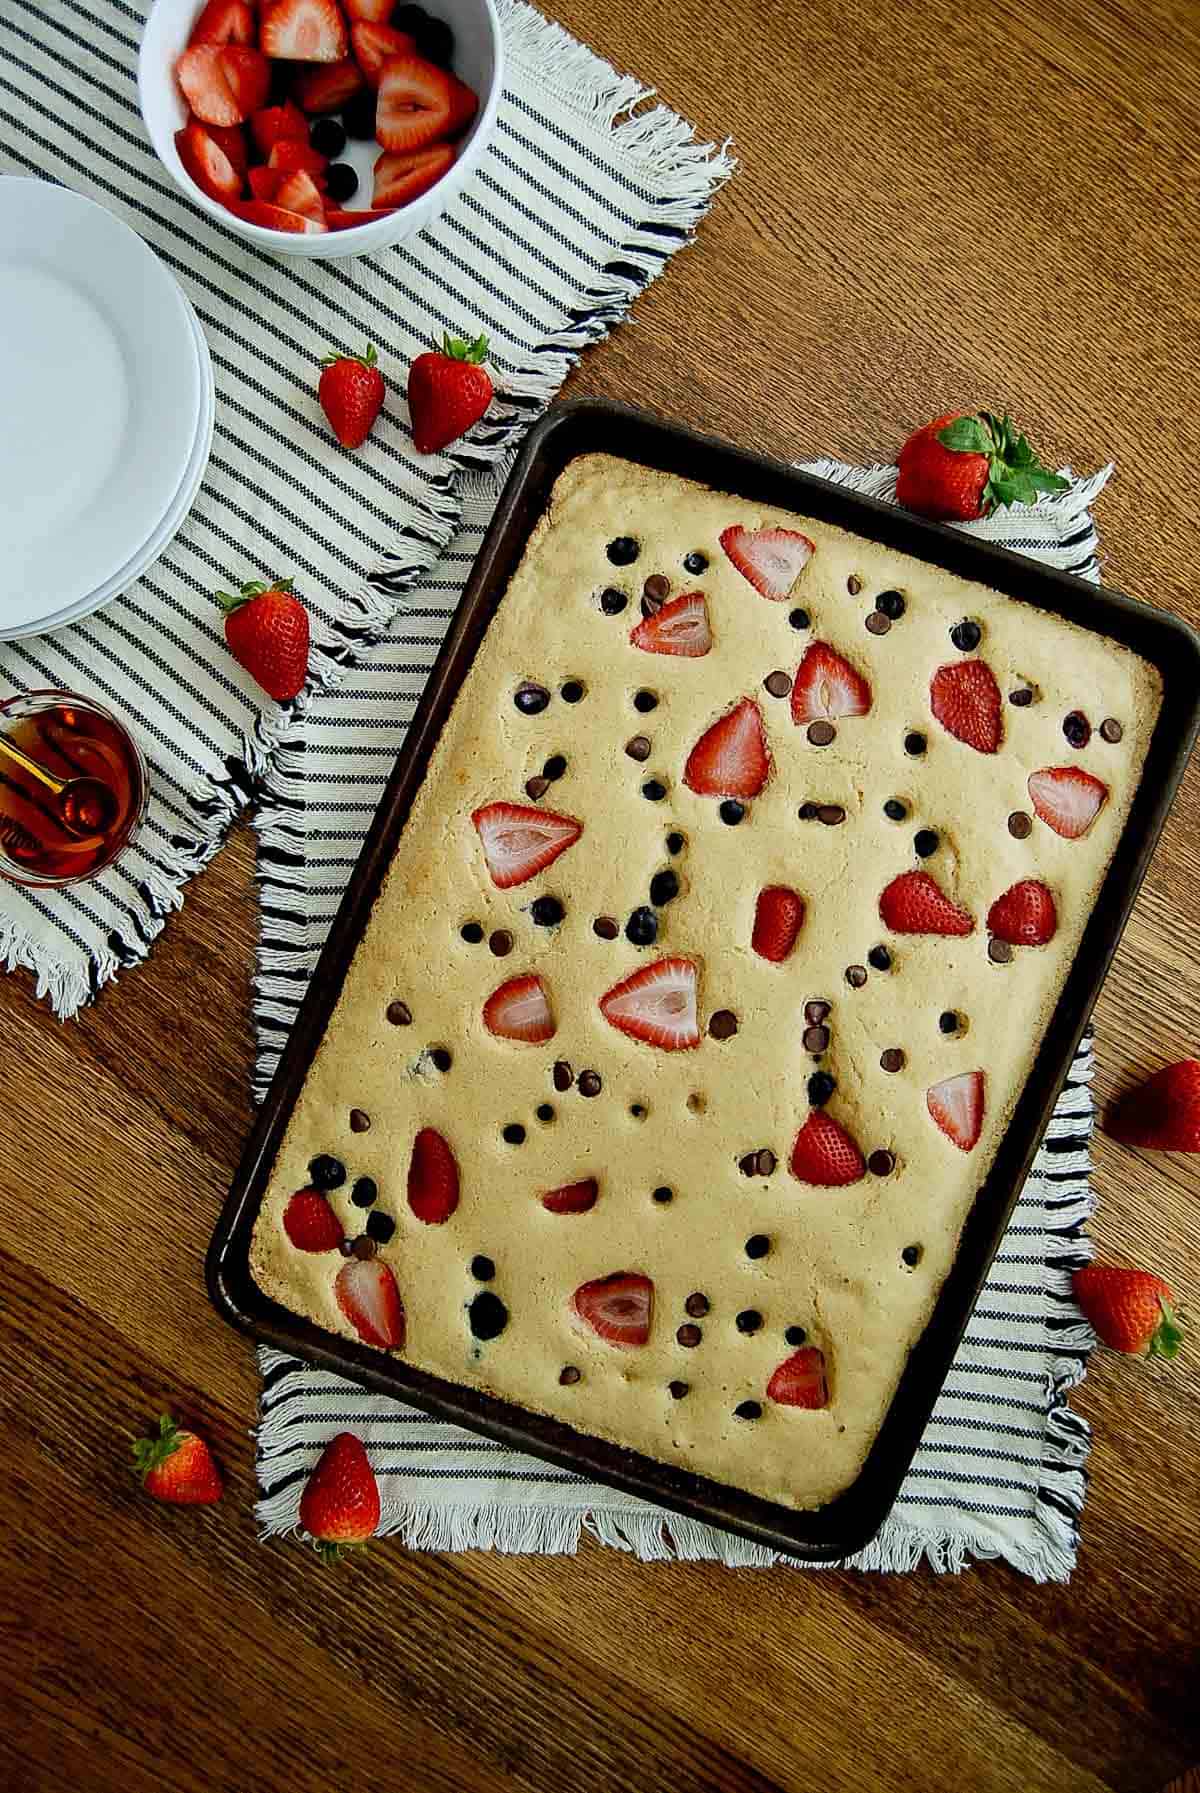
(3, 293, 215, 640)
(0, 177, 202, 633)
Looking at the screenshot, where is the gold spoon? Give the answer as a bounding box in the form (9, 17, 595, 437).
(0, 734, 120, 838)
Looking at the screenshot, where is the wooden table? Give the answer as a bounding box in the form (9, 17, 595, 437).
(4, 1, 1198, 1788)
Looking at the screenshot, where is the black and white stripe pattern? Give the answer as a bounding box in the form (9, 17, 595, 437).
(254, 464, 1109, 1580)
(0, 0, 732, 1012)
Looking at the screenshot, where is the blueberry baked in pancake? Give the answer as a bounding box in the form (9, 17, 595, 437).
(250, 453, 1160, 1510)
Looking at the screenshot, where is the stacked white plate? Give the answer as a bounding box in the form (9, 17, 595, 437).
(0, 177, 214, 641)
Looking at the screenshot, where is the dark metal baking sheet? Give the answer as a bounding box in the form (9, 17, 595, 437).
(207, 399, 1200, 1561)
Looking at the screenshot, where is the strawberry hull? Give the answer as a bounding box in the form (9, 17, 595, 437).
(210, 399, 1200, 1564)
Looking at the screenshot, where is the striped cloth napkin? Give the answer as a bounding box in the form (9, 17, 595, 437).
(253, 464, 1111, 1581)
(0, 0, 731, 1007)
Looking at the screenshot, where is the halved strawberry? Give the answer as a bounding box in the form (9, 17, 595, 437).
(572, 1272, 653, 1347)
(1028, 767, 1108, 840)
(407, 1126, 459, 1224)
(444, 71, 479, 137)
(175, 120, 241, 204)
(351, 20, 416, 86)
(376, 52, 455, 153)
(629, 591, 711, 658)
(261, 0, 348, 61)
(766, 1347, 829, 1409)
(325, 206, 397, 228)
(483, 973, 555, 1044)
(268, 138, 329, 183)
(471, 802, 581, 889)
(220, 45, 271, 116)
(228, 199, 326, 232)
(541, 1178, 598, 1214)
(751, 885, 805, 962)
(987, 879, 1056, 946)
(250, 100, 308, 155)
(293, 58, 366, 112)
(283, 1187, 345, 1251)
(274, 168, 325, 222)
(789, 1110, 866, 1186)
(335, 1258, 406, 1348)
(190, 0, 255, 44)
(177, 44, 267, 126)
(879, 870, 973, 937)
(599, 957, 700, 1051)
(207, 120, 249, 178)
(927, 1071, 985, 1152)
(790, 642, 871, 724)
(720, 524, 815, 601)
(345, 0, 392, 17)
(930, 659, 1002, 753)
(372, 143, 453, 208)
(683, 697, 770, 798)
(247, 164, 284, 201)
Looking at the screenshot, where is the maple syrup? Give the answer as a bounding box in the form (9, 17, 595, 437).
(0, 690, 147, 886)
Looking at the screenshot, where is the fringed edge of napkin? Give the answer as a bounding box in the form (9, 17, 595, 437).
(250, 0, 735, 1096)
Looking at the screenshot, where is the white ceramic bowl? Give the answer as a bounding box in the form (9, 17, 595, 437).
(138, 0, 503, 259)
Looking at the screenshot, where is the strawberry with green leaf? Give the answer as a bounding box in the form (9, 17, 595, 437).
(407, 330, 494, 454)
(218, 575, 310, 701)
(896, 410, 1069, 522)
(132, 1414, 224, 1505)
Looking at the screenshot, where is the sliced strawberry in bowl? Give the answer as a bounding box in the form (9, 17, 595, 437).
(372, 143, 454, 208)
(293, 59, 367, 113)
(228, 199, 326, 232)
(250, 100, 309, 155)
(335, 1258, 406, 1348)
(274, 168, 326, 223)
(790, 642, 871, 724)
(599, 957, 700, 1051)
(752, 885, 805, 962)
(879, 870, 973, 937)
(344, 0, 393, 17)
(927, 1071, 985, 1152)
(177, 43, 265, 125)
(483, 973, 555, 1043)
(541, 1178, 599, 1214)
(720, 524, 815, 600)
(247, 164, 284, 202)
(268, 138, 329, 183)
(283, 1187, 345, 1250)
(684, 697, 770, 798)
(471, 801, 581, 889)
(930, 659, 1002, 753)
(351, 21, 417, 86)
(987, 878, 1056, 945)
(207, 120, 249, 179)
(767, 1346, 829, 1409)
(789, 1110, 866, 1186)
(190, 0, 255, 44)
(175, 120, 242, 205)
(326, 206, 398, 229)
(1028, 767, 1108, 839)
(407, 1126, 459, 1224)
(629, 591, 711, 657)
(572, 1272, 653, 1347)
(376, 52, 456, 152)
(261, 0, 349, 61)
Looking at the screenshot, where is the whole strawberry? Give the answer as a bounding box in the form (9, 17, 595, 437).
(1107, 1058, 1200, 1151)
(299, 1432, 381, 1561)
(1072, 1266, 1183, 1359)
(218, 575, 309, 701)
(896, 410, 1068, 522)
(318, 344, 385, 450)
(132, 1414, 224, 1505)
(408, 330, 493, 454)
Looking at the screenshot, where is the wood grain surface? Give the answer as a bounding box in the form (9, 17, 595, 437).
(4, 1, 1199, 1789)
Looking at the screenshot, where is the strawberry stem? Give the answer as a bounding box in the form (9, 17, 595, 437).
(131, 1413, 182, 1480)
(215, 576, 296, 615)
(935, 411, 1070, 514)
(437, 330, 489, 364)
(1150, 1296, 1184, 1360)
(319, 345, 377, 369)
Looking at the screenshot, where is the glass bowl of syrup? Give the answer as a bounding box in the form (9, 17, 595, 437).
(0, 690, 148, 887)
